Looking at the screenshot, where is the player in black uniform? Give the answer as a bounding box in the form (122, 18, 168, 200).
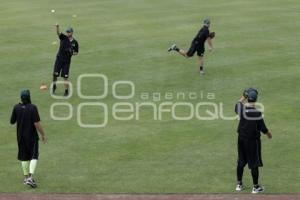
(168, 18, 215, 75)
(10, 90, 47, 188)
(52, 23, 79, 96)
(234, 88, 272, 194)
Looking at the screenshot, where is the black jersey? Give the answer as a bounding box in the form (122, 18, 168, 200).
(235, 102, 269, 139)
(57, 33, 79, 62)
(192, 26, 210, 47)
(10, 103, 41, 143)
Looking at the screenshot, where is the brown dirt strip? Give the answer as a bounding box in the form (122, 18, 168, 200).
(1, 194, 300, 200)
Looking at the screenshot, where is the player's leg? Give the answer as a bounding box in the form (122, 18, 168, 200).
(178, 49, 189, 57)
(29, 141, 39, 177)
(197, 55, 205, 75)
(27, 159, 38, 188)
(61, 62, 71, 97)
(63, 78, 69, 96)
(236, 138, 246, 191)
(25, 141, 39, 188)
(18, 143, 30, 184)
(251, 167, 264, 193)
(248, 140, 264, 193)
(19, 142, 36, 188)
(21, 161, 29, 184)
(251, 167, 259, 186)
(197, 48, 205, 74)
(237, 164, 244, 185)
(52, 58, 62, 94)
(168, 43, 195, 58)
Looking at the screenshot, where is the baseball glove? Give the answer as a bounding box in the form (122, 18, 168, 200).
(209, 32, 215, 39)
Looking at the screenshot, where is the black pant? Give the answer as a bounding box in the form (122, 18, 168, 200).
(53, 57, 71, 78)
(186, 42, 205, 57)
(237, 137, 262, 185)
(18, 140, 39, 161)
(237, 165, 259, 185)
(237, 137, 263, 169)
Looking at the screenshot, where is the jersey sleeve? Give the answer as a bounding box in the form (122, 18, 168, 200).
(59, 33, 67, 40)
(204, 29, 210, 39)
(10, 106, 17, 124)
(257, 113, 269, 134)
(235, 102, 243, 118)
(32, 106, 41, 123)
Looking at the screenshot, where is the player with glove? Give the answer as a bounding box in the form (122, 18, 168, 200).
(168, 18, 215, 75)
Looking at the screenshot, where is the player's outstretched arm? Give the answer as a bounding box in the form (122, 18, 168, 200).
(207, 37, 213, 51)
(34, 122, 47, 143)
(54, 23, 60, 36)
(207, 32, 215, 51)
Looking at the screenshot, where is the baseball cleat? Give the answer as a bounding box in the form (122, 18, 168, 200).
(200, 70, 205, 75)
(235, 183, 244, 191)
(25, 177, 37, 188)
(252, 185, 264, 194)
(168, 44, 177, 52)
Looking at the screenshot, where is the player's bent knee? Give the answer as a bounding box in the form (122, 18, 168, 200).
(186, 53, 193, 58)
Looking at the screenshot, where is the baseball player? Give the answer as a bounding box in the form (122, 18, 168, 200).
(10, 90, 47, 188)
(234, 88, 272, 193)
(52, 24, 79, 96)
(168, 18, 215, 75)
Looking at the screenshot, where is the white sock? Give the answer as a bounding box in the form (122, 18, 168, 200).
(29, 159, 38, 175)
(21, 161, 29, 176)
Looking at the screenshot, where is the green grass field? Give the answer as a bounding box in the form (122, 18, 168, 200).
(0, 0, 300, 194)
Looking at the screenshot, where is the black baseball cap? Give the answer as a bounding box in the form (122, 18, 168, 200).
(20, 89, 31, 104)
(203, 18, 211, 26)
(66, 27, 74, 33)
(243, 88, 258, 102)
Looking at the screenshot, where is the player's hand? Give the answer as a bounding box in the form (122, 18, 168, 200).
(266, 131, 272, 139)
(208, 47, 213, 52)
(41, 135, 47, 144)
(239, 96, 246, 102)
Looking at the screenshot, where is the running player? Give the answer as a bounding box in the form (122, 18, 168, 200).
(168, 18, 215, 75)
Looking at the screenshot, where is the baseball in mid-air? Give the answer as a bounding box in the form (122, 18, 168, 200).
(51, 9, 55, 13)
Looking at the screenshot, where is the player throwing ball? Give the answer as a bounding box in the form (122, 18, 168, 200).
(168, 18, 215, 75)
(52, 24, 79, 96)
(234, 88, 272, 194)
